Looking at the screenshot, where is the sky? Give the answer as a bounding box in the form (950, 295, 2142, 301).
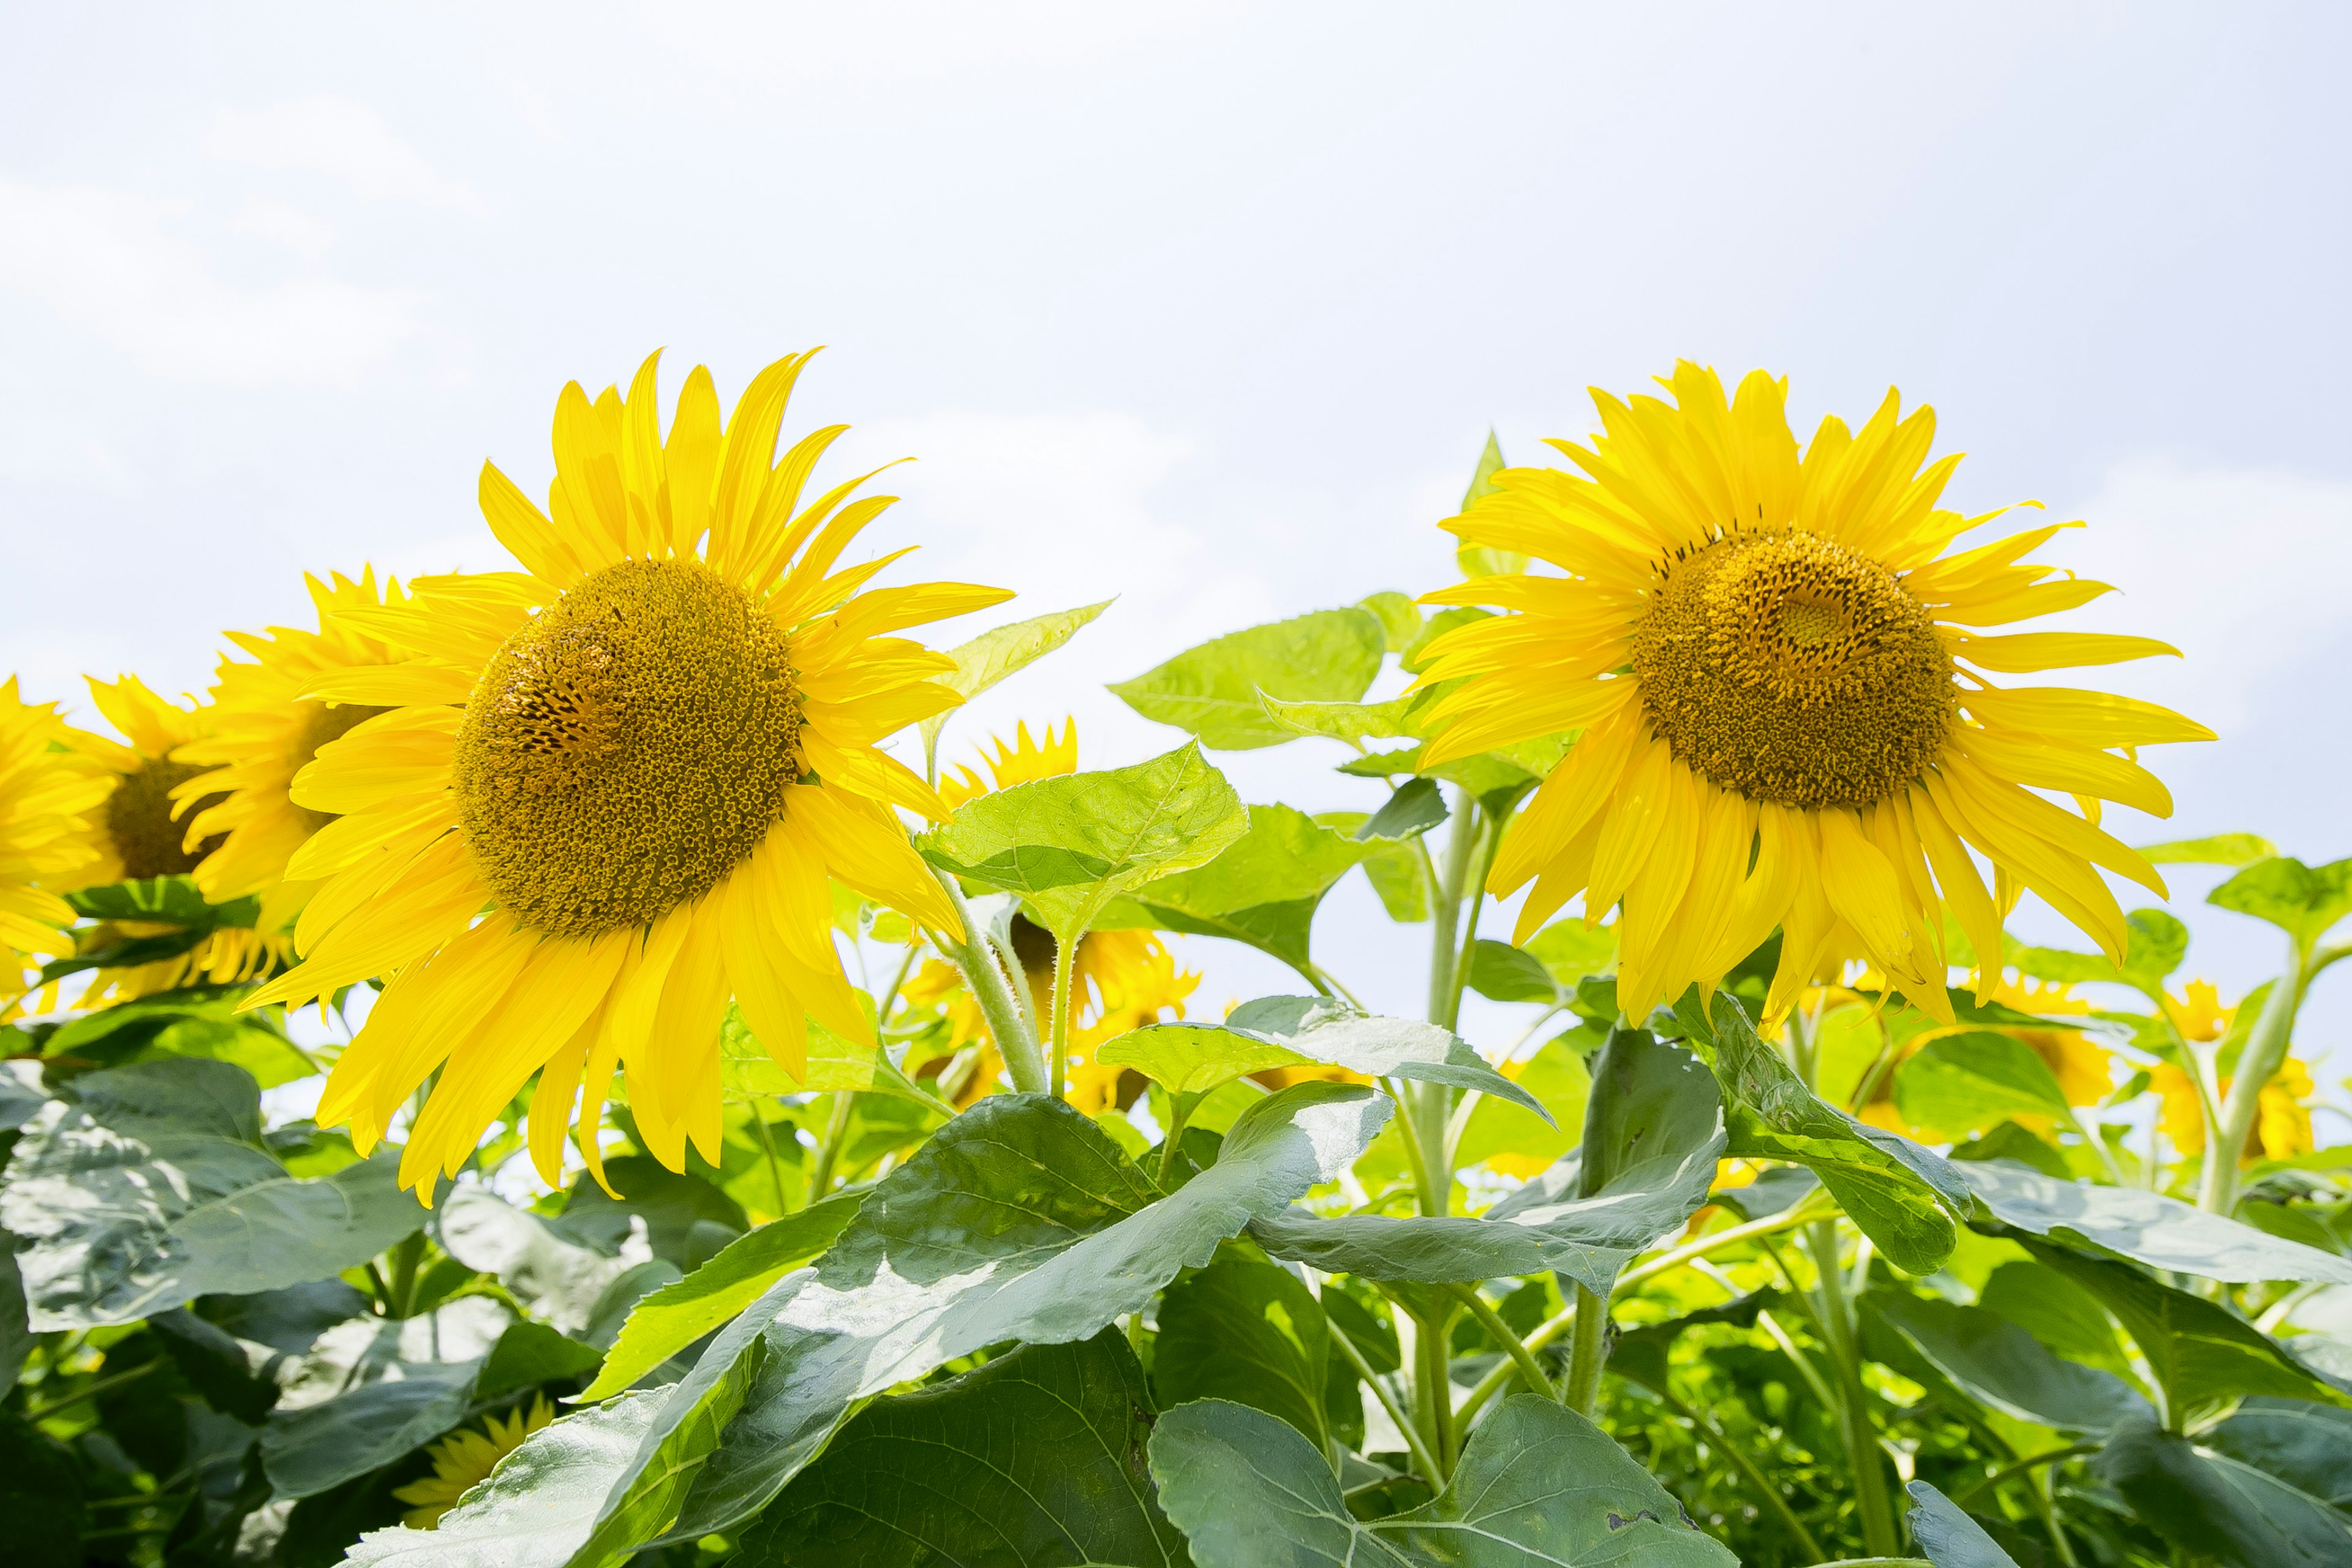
(2, 3, 2346, 1120)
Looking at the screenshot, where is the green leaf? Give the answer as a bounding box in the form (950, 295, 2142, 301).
(1110, 609, 1387, 751)
(1149, 1395, 1736, 1568)
(1453, 1034, 1593, 1175)
(1975, 1259, 2138, 1382)
(149, 1305, 281, 1422)
(437, 1187, 641, 1335)
(1523, 919, 1616, 993)
(1155, 1259, 1333, 1450)
(550, 1155, 747, 1268)
(1702, 992, 1972, 1275)
(345, 1389, 668, 1568)
(1950, 1121, 2072, 1179)
(2206, 1397, 2352, 1512)
(919, 599, 1114, 761)
(477, 1319, 605, 1402)
(578, 1194, 862, 1401)
(0, 1253, 26, 1390)
(1961, 1161, 2352, 1284)
(1253, 1029, 1722, 1295)
(1868, 1291, 2151, 1433)
(1466, 938, 1557, 1004)
(1354, 777, 1448, 842)
(922, 742, 1248, 943)
(0, 1411, 83, 1568)
(562, 1085, 1391, 1562)
(1904, 1481, 2023, 1568)
(1357, 590, 1423, 653)
(0, 1058, 422, 1328)
(1260, 692, 1422, 745)
(2095, 1418, 2352, 1568)
(1452, 431, 1526, 580)
(2210, 856, 2352, 948)
(732, 1330, 1188, 1568)
(1894, 1031, 2075, 1138)
(43, 986, 315, 1088)
(263, 1359, 480, 1499)
(2005, 907, 2188, 997)
(2138, 832, 2278, 867)
(2022, 1241, 2347, 1419)
(1120, 803, 1374, 970)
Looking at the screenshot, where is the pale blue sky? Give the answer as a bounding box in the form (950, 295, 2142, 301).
(3, 4, 2345, 1112)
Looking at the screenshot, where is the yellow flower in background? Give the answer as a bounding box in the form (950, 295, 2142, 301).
(0, 679, 113, 999)
(172, 570, 410, 926)
(61, 675, 222, 889)
(1986, 974, 2112, 1107)
(244, 350, 1009, 1198)
(941, 718, 1077, 809)
(392, 1396, 554, 1528)
(1417, 363, 2212, 1025)
(2163, 978, 2231, 1043)
(2154, 1057, 2315, 1164)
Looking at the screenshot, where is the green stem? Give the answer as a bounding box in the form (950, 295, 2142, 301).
(1809, 1219, 1899, 1559)
(1950, 1439, 2101, 1506)
(1800, 1559, 1932, 1567)
(387, 1230, 425, 1318)
(752, 1108, 791, 1216)
(2201, 932, 2307, 1215)
(1426, 790, 1477, 1030)
(1329, 1313, 1442, 1487)
(1047, 931, 1075, 1101)
(1156, 1093, 1196, 1188)
(1415, 1304, 1458, 1475)
(1646, 1379, 1825, 1562)
(1444, 809, 1506, 1032)
(1442, 1283, 1555, 1401)
(806, 1090, 857, 1204)
(929, 867, 1046, 1095)
(23, 1359, 160, 1421)
(1561, 1282, 1608, 1417)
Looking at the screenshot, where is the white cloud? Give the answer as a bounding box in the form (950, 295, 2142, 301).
(204, 97, 485, 211)
(0, 176, 427, 386)
(2047, 455, 2352, 732)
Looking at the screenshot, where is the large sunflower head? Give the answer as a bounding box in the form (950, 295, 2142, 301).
(64, 674, 222, 889)
(244, 350, 1011, 1199)
(1418, 363, 2212, 1024)
(172, 570, 410, 920)
(0, 678, 114, 999)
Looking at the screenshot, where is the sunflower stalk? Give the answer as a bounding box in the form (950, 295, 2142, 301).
(2198, 931, 2307, 1215)
(1807, 1217, 1902, 1559)
(1046, 932, 1075, 1101)
(926, 864, 1048, 1095)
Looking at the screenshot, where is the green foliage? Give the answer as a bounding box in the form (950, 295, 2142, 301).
(1114, 802, 1377, 970)
(1155, 1260, 1335, 1450)
(2209, 854, 2352, 948)
(1110, 609, 1388, 750)
(919, 598, 1114, 764)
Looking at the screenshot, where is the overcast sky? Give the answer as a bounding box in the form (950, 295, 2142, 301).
(3, 4, 2346, 1114)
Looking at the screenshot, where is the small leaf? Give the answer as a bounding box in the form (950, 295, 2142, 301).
(2137, 832, 2278, 867)
(1261, 692, 1422, 745)
(1148, 1395, 1737, 1568)
(921, 742, 1249, 943)
(919, 599, 1114, 760)
(1466, 938, 1558, 1004)
(1961, 1161, 2352, 1284)
(1452, 431, 1528, 581)
(1523, 919, 1617, 992)
(1904, 1481, 2024, 1568)
(1356, 590, 1423, 652)
(1110, 609, 1387, 750)
(1894, 1031, 2075, 1138)
(476, 1319, 605, 1402)
(438, 1187, 639, 1336)
(1120, 803, 1376, 970)
(1355, 777, 1447, 842)
(578, 1194, 862, 1401)
(263, 1359, 480, 1499)
(2209, 856, 2352, 948)
(731, 1330, 1187, 1568)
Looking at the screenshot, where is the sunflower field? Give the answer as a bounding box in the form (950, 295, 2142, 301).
(5, 352, 2350, 1568)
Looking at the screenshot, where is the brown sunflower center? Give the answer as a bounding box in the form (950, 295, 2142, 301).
(292, 701, 393, 833)
(452, 558, 805, 938)
(1630, 531, 1953, 809)
(108, 760, 227, 880)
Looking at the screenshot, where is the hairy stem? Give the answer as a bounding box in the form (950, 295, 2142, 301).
(2201, 932, 2307, 1214)
(1443, 1282, 1555, 1402)
(1047, 931, 1075, 1101)
(1561, 1282, 1608, 1417)
(928, 867, 1046, 1095)
(1809, 1219, 1900, 1559)
(1329, 1311, 1442, 1487)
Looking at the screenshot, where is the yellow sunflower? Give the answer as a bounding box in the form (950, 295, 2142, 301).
(1417, 363, 2212, 1025)
(172, 570, 411, 924)
(392, 1395, 554, 1528)
(0, 679, 113, 1001)
(62, 674, 222, 889)
(243, 349, 1010, 1198)
(905, 719, 1199, 1111)
(2150, 979, 2313, 1164)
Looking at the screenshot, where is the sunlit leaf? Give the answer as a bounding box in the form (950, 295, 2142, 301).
(2136, 832, 2278, 867)
(1110, 609, 1386, 750)
(1155, 1260, 1333, 1450)
(1961, 1160, 2352, 1284)
(2208, 856, 2352, 949)
(918, 599, 1114, 764)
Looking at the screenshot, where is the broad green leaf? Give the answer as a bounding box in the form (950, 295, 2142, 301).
(0, 1059, 422, 1328)
(1110, 609, 1387, 751)
(1354, 776, 1448, 841)
(64, 873, 236, 926)
(1453, 1035, 1592, 1175)
(918, 599, 1114, 762)
(1357, 836, 1429, 922)
(1950, 1121, 2071, 1179)
(2206, 1398, 2352, 1510)
(1155, 1259, 1332, 1449)
(2005, 907, 2188, 998)
(345, 1389, 667, 1568)
(1254, 1029, 1721, 1295)
(717, 998, 936, 1104)
(0, 1411, 83, 1568)
(150, 1305, 281, 1422)
(2138, 832, 2277, 867)
(1701, 992, 1972, 1275)
(1894, 1031, 2075, 1139)
(2095, 1418, 2352, 1568)
(1975, 1259, 2137, 1382)
(1904, 1481, 2022, 1568)
(1708, 1164, 1820, 1221)
(1466, 938, 1556, 1003)
(1960, 1161, 2352, 1284)
(2022, 1240, 2346, 1418)
(438, 1187, 639, 1336)
(0, 1252, 28, 1387)
(477, 1319, 603, 1401)
(731, 1330, 1187, 1568)
(1120, 803, 1373, 970)
(43, 986, 315, 1088)
(921, 742, 1248, 943)
(1260, 692, 1421, 745)
(2209, 856, 2352, 949)
(1357, 590, 1423, 652)
(1868, 1291, 2150, 1433)
(1523, 918, 1616, 992)
(263, 1359, 479, 1499)
(1451, 431, 1525, 580)
(560, 1085, 1390, 1562)
(549, 1155, 747, 1268)
(578, 1194, 863, 1400)
(1149, 1395, 1736, 1568)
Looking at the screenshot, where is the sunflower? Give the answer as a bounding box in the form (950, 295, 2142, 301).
(243, 350, 1010, 1198)
(2149, 979, 2313, 1164)
(62, 674, 223, 888)
(1417, 363, 2212, 1025)
(392, 1395, 554, 1528)
(0, 679, 114, 1001)
(1855, 975, 2111, 1142)
(905, 719, 1199, 1110)
(172, 570, 412, 925)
